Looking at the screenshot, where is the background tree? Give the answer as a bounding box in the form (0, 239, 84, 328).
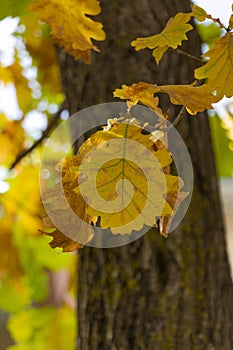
(56, 0, 233, 349)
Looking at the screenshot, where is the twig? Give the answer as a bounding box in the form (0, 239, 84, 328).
(10, 102, 66, 170)
(206, 15, 228, 32)
(172, 105, 187, 126)
(175, 49, 203, 63)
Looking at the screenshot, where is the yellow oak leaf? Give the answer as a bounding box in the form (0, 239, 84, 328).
(195, 32, 233, 98)
(153, 84, 220, 115)
(191, 4, 207, 22)
(42, 119, 188, 243)
(114, 81, 165, 117)
(114, 82, 155, 102)
(42, 171, 95, 248)
(41, 227, 83, 252)
(29, 0, 106, 63)
(152, 46, 169, 65)
(131, 12, 193, 63)
(114, 82, 219, 115)
(76, 120, 183, 235)
(159, 183, 189, 237)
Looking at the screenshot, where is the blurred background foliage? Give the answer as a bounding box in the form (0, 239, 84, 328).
(0, 1, 76, 349)
(0, 1, 232, 349)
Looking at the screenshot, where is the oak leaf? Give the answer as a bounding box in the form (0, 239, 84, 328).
(41, 167, 95, 250)
(114, 82, 219, 115)
(76, 120, 183, 235)
(114, 81, 165, 116)
(131, 12, 193, 63)
(29, 0, 106, 63)
(192, 4, 207, 22)
(41, 227, 83, 252)
(153, 84, 219, 115)
(195, 32, 233, 98)
(42, 119, 187, 243)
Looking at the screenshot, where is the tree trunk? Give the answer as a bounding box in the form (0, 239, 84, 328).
(58, 0, 233, 349)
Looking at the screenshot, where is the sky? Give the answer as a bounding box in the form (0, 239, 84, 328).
(194, 0, 232, 26)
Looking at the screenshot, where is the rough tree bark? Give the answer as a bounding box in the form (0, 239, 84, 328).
(58, 0, 233, 349)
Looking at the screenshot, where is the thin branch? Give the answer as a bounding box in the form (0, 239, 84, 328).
(175, 49, 203, 63)
(172, 105, 186, 126)
(206, 15, 228, 32)
(10, 102, 66, 170)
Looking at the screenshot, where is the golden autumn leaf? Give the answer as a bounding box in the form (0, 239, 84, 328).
(131, 12, 193, 63)
(159, 185, 189, 237)
(114, 82, 219, 115)
(191, 4, 207, 22)
(41, 227, 83, 252)
(154, 84, 220, 115)
(42, 119, 187, 243)
(41, 172, 95, 250)
(75, 120, 184, 235)
(29, 0, 106, 63)
(114, 81, 164, 116)
(79, 124, 172, 234)
(195, 32, 233, 98)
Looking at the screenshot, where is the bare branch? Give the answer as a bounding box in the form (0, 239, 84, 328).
(172, 105, 187, 126)
(10, 101, 66, 170)
(175, 49, 203, 63)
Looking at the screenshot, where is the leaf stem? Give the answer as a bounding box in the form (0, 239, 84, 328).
(206, 15, 228, 31)
(175, 49, 203, 63)
(172, 106, 187, 126)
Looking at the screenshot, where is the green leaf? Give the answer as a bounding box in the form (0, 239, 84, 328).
(196, 22, 223, 47)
